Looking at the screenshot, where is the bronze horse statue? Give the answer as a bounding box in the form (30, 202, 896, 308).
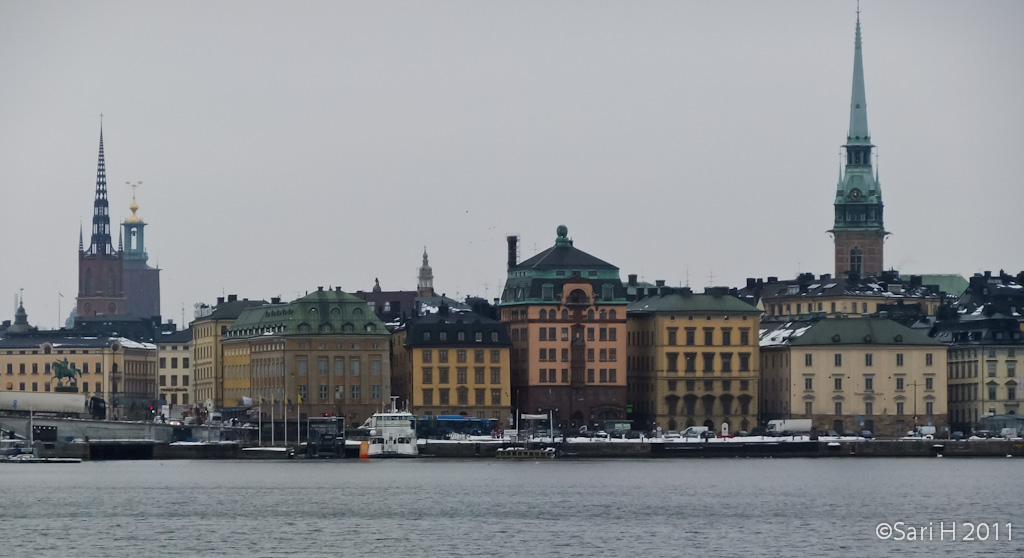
(52, 358, 81, 387)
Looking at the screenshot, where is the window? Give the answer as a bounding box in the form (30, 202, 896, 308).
(834, 401, 843, 415)
(160, 357, 167, 368)
(561, 328, 569, 341)
(160, 376, 167, 387)
(371, 360, 381, 376)
(925, 401, 934, 414)
(491, 368, 501, 384)
(320, 384, 329, 400)
(896, 377, 904, 390)
(298, 385, 307, 400)
(1009, 386, 1017, 400)
(439, 368, 449, 384)
(686, 329, 695, 345)
(703, 380, 713, 392)
(561, 348, 569, 362)
(372, 385, 380, 400)
(423, 367, 433, 384)
(805, 354, 812, 366)
(474, 350, 484, 363)
(171, 375, 177, 386)
(834, 377, 842, 390)
(685, 353, 696, 373)
(457, 389, 468, 406)
(171, 358, 178, 369)
(865, 401, 873, 415)
(722, 329, 732, 346)
(925, 377, 933, 390)
(865, 377, 873, 391)
(704, 329, 713, 345)
(599, 349, 607, 362)
(865, 354, 873, 367)
(561, 369, 568, 383)
(422, 389, 433, 405)
(805, 378, 813, 390)
(182, 377, 188, 386)
(989, 386, 997, 400)
(475, 389, 485, 405)
(926, 353, 933, 366)
(475, 368, 485, 384)
(600, 369, 607, 383)
(491, 389, 501, 405)
(599, 328, 607, 341)
(896, 354, 904, 367)
(587, 369, 595, 383)
(457, 350, 467, 364)
(319, 359, 328, 376)
(988, 362, 997, 377)
(422, 350, 432, 363)
(548, 369, 556, 383)
(298, 360, 307, 376)
(587, 349, 595, 362)
(540, 328, 547, 341)
(351, 385, 361, 400)
(834, 354, 842, 367)
(702, 353, 715, 373)
(720, 353, 732, 373)
(457, 368, 467, 384)
(490, 350, 500, 364)
(336, 385, 345, 401)
(668, 329, 678, 345)
(896, 401, 904, 415)
(438, 350, 448, 363)
(805, 401, 813, 415)
(439, 332, 447, 342)
(609, 369, 617, 382)
(439, 389, 449, 405)
(350, 359, 360, 376)
(667, 353, 679, 372)
(1010, 362, 1017, 377)
(587, 328, 595, 341)
(739, 353, 750, 372)
(740, 329, 749, 346)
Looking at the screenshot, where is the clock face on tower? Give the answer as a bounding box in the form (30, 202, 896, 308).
(108, 303, 116, 313)
(849, 188, 862, 200)
(84, 303, 92, 314)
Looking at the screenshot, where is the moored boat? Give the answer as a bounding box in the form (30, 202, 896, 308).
(366, 398, 418, 458)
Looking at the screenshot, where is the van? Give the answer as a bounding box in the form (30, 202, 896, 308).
(679, 426, 709, 438)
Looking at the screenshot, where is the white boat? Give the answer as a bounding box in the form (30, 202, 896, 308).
(366, 397, 418, 458)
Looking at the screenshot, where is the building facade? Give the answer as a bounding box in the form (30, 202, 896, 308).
(222, 287, 391, 424)
(157, 328, 192, 416)
(500, 226, 628, 430)
(121, 190, 161, 319)
(191, 295, 266, 408)
(760, 317, 947, 436)
(828, 13, 888, 278)
(391, 308, 511, 421)
(627, 287, 761, 433)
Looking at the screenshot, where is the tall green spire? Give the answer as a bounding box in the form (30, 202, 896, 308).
(847, 10, 870, 145)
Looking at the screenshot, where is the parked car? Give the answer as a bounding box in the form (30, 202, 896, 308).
(859, 430, 874, 439)
(951, 431, 965, 440)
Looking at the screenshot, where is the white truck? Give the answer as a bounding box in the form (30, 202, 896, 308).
(0, 392, 87, 415)
(766, 419, 813, 436)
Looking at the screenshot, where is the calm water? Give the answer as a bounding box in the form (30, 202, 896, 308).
(2, 457, 1021, 557)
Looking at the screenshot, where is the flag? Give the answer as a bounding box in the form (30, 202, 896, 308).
(298, 394, 303, 403)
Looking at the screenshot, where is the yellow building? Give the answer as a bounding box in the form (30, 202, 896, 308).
(391, 308, 512, 421)
(222, 287, 392, 425)
(157, 328, 192, 416)
(742, 273, 943, 321)
(760, 317, 947, 436)
(627, 287, 761, 433)
(191, 295, 266, 408)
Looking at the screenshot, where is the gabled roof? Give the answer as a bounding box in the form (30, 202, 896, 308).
(514, 244, 616, 271)
(760, 317, 940, 348)
(628, 289, 760, 315)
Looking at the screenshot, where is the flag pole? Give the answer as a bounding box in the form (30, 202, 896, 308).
(271, 398, 275, 447)
(258, 398, 263, 447)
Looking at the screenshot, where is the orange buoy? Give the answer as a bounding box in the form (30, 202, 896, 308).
(359, 440, 369, 459)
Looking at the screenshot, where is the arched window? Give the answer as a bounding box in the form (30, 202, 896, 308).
(609, 309, 617, 320)
(561, 309, 569, 320)
(600, 309, 607, 320)
(106, 269, 115, 296)
(84, 268, 93, 295)
(587, 309, 594, 320)
(353, 307, 363, 318)
(539, 309, 547, 320)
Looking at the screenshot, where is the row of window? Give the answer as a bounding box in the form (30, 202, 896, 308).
(422, 388, 502, 406)
(538, 348, 619, 363)
(803, 400, 935, 417)
(538, 326, 619, 342)
(666, 397, 751, 417)
(665, 352, 752, 373)
(421, 367, 503, 385)
(800, 376, 935, 392)
(158, 357, 191, 369)
(949, 360, 1017, 379)
(422, 349, 501, 364)
(949, 383, 1018, 402)
(537, 308, 619, 320)
(537, 368, 618, 383)
(159, 393, 190, 405)
(290, 383, 381, 402)
(662, 379, 750, 393)
(422, 331, 501, 343)
(158, 375, 190, 387)
(662, 328, 751, 347)
(295, 358, 382, 377)
(5, 381, 102, 393)
(805, 353, 933, 367)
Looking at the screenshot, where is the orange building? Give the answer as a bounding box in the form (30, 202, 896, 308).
(500, 226, 628, 430)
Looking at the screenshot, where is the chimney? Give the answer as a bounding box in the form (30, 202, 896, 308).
(746, 278, 756, 289)
(227, 294, 238, 302)
(318, 286, 324, 291)
(216, 296, 225, 305)
(439, 303, 450, 316)
(767, 276, 778, 283)
(628, 274, 638, 286)
(271, 297, 281, 304)
(656, 280, 666, 287)
(506, 235, 518, 270)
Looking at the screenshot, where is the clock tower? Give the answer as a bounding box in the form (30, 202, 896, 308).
(828, 10, 887, 278)
(77, 122, 126, 318)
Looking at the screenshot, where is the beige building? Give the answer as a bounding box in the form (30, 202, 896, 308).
(223, 287, 391, 425)
(157, 328, 192, 416)
(761, 317, 947, 436)
(930, 314, 1023, 433)
(191, 295, 266, 408)
(627, 287, 761, 433)
(391, 308, 512, 421)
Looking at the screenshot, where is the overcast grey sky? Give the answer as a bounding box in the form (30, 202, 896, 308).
(2, 1, 1022, 330)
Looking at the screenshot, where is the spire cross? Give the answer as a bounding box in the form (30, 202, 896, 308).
(126, 181, 142, 201)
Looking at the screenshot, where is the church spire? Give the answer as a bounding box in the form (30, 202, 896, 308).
(847, 9, 870, 145)
(88, 120, 114, 255)
(417, 247, 435, 297)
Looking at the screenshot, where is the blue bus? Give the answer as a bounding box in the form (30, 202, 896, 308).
(416, 415, 496, 439)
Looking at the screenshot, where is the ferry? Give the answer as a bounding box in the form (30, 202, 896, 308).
(366, 398, 418, 458)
